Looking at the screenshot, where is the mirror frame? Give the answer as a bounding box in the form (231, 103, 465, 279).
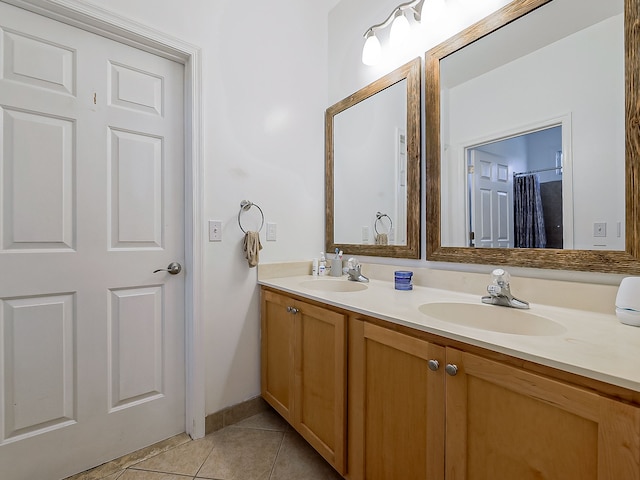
(425, 0, 640, 274)
(326, 57, 422, 258)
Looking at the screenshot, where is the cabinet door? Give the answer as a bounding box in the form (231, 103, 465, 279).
(360, 323, 445, 480)
(294, 300, 347, 474)
(445, 348, 640, 480)
(261, 290, 295, 422)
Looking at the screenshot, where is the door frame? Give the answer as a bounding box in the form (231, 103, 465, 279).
(459, 114, 575, 251)
(1, 0, 206, 439)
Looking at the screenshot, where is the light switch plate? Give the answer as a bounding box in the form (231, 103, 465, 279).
(209, 220, 222, 241)
(266, 222, 277, 241)
(362, 226, 370, 243)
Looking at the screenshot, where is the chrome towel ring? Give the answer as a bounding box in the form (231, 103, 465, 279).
(238, 200, 265, 233)
(374, 212, 393, 235)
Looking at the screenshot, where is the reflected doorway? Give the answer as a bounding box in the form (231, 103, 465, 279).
(467, 125, 566, 249)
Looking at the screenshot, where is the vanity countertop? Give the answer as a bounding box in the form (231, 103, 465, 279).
(259, 274, 640, 393)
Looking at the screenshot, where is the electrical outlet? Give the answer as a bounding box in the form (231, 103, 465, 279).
(593, 222, 607, 238)
(266, 222, 277, 241)
(209, 220, 222, 241)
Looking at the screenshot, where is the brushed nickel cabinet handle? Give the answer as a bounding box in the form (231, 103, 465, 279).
(445, 364, 458, 376)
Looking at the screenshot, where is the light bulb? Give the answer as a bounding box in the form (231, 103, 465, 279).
(389, 11, 411, 47)
(362, 32, 382, 66)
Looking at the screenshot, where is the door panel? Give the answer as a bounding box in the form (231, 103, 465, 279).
(2, 294, 76, 442)
(1, 108, 75, 250)
(109, 128, 163, 248)
(2, 28, 75, 94)
(108, 286, 164, 411)
(108, 62, 163, 115)
(0, 3, 185, 479)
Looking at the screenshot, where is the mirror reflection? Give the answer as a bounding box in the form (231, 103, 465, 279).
(334, 80, 407, 246)
(467, 126, 564, 249)
(326, 57, 421, 259)
(439, 0, 624, 251)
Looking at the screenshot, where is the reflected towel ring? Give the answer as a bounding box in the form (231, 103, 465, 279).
(238, 200, 265, 233)
(374, 212, 393, 235)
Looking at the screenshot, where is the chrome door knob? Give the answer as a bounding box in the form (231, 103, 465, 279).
(445, 364, 458, 376)
(427, 359, 440, 371)
(153, 262, 182, 275)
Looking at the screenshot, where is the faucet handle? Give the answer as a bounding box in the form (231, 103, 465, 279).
(490, 268, 510, 286)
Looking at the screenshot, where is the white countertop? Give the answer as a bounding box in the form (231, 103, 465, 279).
(259, 274, 640, 393)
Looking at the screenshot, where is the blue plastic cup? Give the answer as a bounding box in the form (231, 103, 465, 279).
(394, 270, 413, 290)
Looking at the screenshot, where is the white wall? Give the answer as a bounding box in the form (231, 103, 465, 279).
(84, 0, 329, 414)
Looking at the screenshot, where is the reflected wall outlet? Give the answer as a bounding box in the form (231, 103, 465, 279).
(209, 220, 222, 241)
(593, 222, 607, 238)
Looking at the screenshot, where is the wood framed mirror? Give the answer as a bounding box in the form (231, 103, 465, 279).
(326, 57, 421, 258)
(425, 0, 640, 274)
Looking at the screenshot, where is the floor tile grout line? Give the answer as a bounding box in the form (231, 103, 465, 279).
(267, 429, 288, 479)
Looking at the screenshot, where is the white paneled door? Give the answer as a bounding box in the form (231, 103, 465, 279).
(469, 149, 514, 248)
(0, 3, 185, 479)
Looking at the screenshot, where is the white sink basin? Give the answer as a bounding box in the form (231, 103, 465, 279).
(418, 302, 566, 336)
(299, 279, 368, 292)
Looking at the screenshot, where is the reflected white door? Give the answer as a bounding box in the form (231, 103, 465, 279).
(469, 149, 513, 248)
(0, 3, 185, 479)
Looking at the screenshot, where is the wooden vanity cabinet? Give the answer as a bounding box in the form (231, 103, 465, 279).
(261, 289, 347, 474)
(445, 348, 640, 480)
(347, 320, 445, 480)
(349, 318, 640, 480)
(262, 287, 640, 479)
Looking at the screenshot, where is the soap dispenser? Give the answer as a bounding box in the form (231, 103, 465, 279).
(319, 253, 327, 276)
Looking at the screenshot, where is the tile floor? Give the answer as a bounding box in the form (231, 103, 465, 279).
(65, 408, 344, 480)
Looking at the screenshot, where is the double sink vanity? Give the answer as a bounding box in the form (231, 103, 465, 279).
(259, 265, 640, 480)
(260, 0, 640, 477)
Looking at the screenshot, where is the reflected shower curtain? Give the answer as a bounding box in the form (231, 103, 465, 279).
(514, 174, 547, 248)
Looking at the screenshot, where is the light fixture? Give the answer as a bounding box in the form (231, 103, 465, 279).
(389, 9, 411, 47)
(361, 0, 426, 65)
(362, 30, 382, 66)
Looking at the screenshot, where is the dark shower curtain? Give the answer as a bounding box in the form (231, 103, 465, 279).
(514, 174, 547, 248)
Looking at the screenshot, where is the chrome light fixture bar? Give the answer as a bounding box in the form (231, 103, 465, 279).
(362, 0, 426, 65)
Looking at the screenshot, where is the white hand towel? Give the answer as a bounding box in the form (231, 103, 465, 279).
(243, 231, 262, 268)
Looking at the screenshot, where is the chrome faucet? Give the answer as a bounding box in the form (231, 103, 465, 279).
(346, 257, 369, 283)
(481, 268, 529, 309)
